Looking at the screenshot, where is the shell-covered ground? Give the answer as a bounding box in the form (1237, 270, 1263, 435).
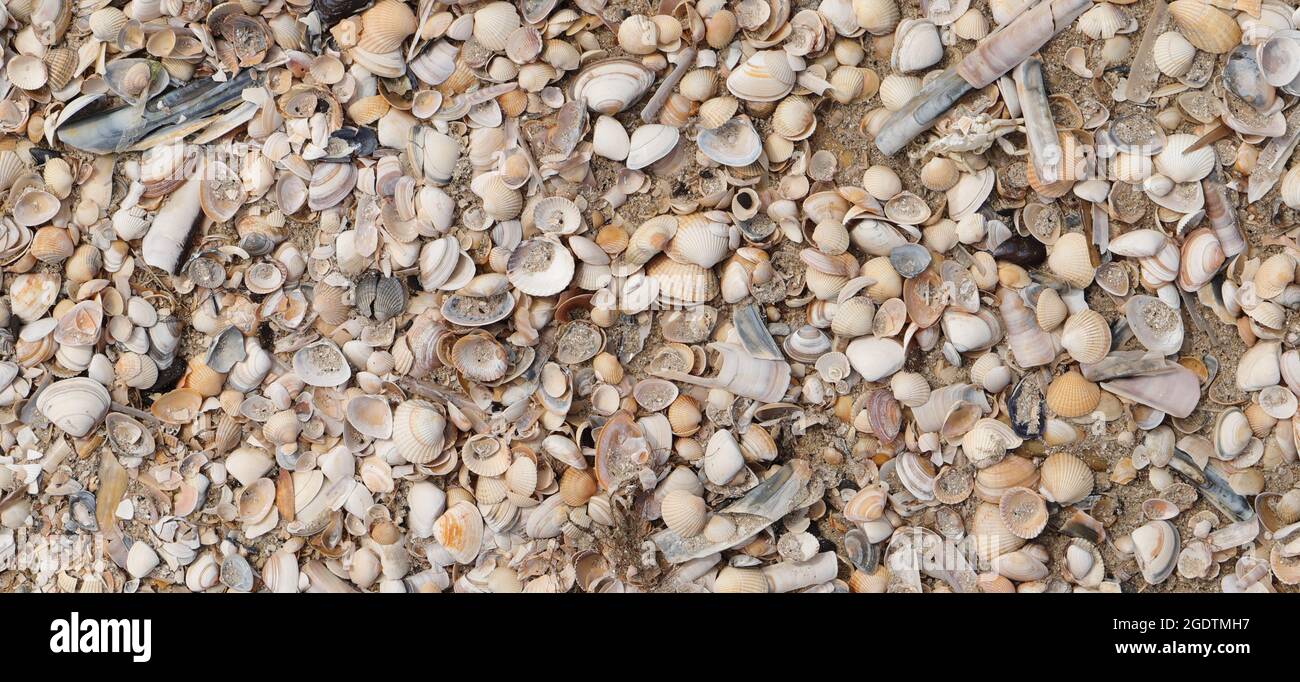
(2, 0, 1300, 593)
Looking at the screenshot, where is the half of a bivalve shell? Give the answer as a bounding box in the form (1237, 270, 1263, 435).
(2, 0, 1300, 596)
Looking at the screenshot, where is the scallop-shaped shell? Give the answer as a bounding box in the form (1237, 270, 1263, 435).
(433, 501, 483, 564)
(1045, 371, 1101, 418)
(36, 378, 110, 438)
(571, 59, 656, 115)
(1168, 0, 1240, 54)
(471, 172, 523, 220)
(697, 96, 739, 130)
(726, 50, 796, 102)
(879, 74, 922, 111)
(1156, 134, 1216, 183)
(1077, 2, 1131, 40)
(559, 468, 597, 506)
(1046, 232, 1095, 289)
(1033, 288, 1068, 332)
(472, 1, 520, 52)
(292, 341, 352, 387)
(1154, 31, 1196, 78)
(714, 566, 769, 593)
(506, 238, 575, 297)
(1060, 308, 1111, 364)
(1125, 295, 1184, 356)
(999, 486, 1048, 539)
(358, 0, 418, 52)
(661, 489, 707, 537)
(772, 96, 817, 140)
(646, 255, 718, 304)
(855, 0, 901, 35)
(393, 400, 446, 464)
(7, 55, 47, 90)
(1039, 452, 1093, 505)
(115, 352, 159, 389)
(45, 47, 76, 90)
(952, 7, 988, 40)
(862, 165, 902, 200)
(889, 372, 930, 407)
(1254, 252, 1295, 300)
(90, 7, 129, 42)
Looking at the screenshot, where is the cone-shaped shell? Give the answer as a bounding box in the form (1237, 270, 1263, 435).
(1039, 452, 1093, 505)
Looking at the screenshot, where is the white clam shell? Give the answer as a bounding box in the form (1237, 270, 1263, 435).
(37, 378, 110, 438)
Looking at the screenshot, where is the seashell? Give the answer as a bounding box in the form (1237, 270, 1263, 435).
(975, 456, 1039, 503)
(506, 238, 575, 297)
(668, 395, 702, 436)
(1124, 295, 1183, 356)
(832, 297, 876, 337)
(1131, 520, 1179, 585)
(1238, 341, 1281, 392)
(726, 51, 796, 103)
(1034, 288, 1068, 332)
(393, 401, 446, 465)
(451, 333, 508, 383)
(1254, 253, 1295, 300)
(617, 14, 659, 55)
(715, 566, 769, 593)
(878, 74, 922, 111)
(115, 352, 159, 390)
(571, 59, 656, 115)
(308, 162, 357, 211)
(1060, 308, 1111, 365)
(890, 371, 930, 407)
(1077, 2, 1131, 40)
(961, 418, 1023, 469)
(1168, 0, 1240, 55)
(890, 19, 943, 74)
(845, 337, 905, 382)
(90, 7, 129, 42)
(862, 165, 902, 200)
(1045, 371, 1101, 418)
(646, 256, 719, 305)
(697, 117, 763, 167)
(999, 487, 1048, 539)
(45, 47, 76, 90)
(471, 172, 523, 220)
(14, 190, 60, 227)
(32, 227, 73, 264)
(592, 116, 630, 161)
(433, 502, 483, 564)
(1177, 228, 1223, 293)
(1258, 385, 1297, 420)
(472, 1, 520, 52)
(293, 341, 352, 387)
(1039, 452, 1093, 505)
(625, 124, 680, 170)
(971, 502, 1025, 562)
(463, 435, 511, 477)
(559, 468, 597, 506)
(661, 489, 707, 537)
(1214, 407, 1252, 460)
(704, 430, 745, 485)
(1156, 134, 1216, 183)
(772, 96, 817, 140)
(127, 542, 159, 579)
(37, 378, 111, 438)
(1154, 31, 1196, 78)
(1046, 232, 1095, 289)
(855, 0, 901, 35)
(6, 55, 47, 90)
(920, 157, 960, 192)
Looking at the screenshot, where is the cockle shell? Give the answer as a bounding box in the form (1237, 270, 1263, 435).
(661, 490, 707, 537)
(1039, 452, 1094, 505)
(1060, 308, 1111, 364)
(433, 502, 483, 564)
(1156, 134, 1216, 183)
(1046, 232, 1095, 289)
(855, 0, 901, 35)
(1125, 295, 1184, 356)
(1045, 371, 1101, 418)
(1168, 0, 1240, 55)
(999, 487, 1048, 539)
(1154, 31, 1196, 78)
(506, 238, 575, 296)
